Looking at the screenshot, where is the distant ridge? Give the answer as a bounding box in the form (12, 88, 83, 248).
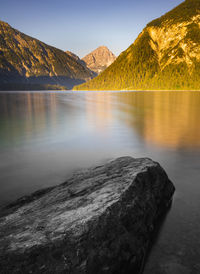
(74, 0, 200, 91)
(0, 21, 95, 90)
(82, 46, 116, 74)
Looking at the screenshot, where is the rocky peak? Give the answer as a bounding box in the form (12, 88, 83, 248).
(82, 46, 116, 74)
(74, 0, 200, 91)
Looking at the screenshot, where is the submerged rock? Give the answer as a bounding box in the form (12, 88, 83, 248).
(0, 157, 175, 273)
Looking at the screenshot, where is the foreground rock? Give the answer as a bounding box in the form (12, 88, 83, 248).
(0, 157, 175, 273)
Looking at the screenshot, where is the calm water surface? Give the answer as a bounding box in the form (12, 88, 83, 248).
(0, 91, 200, 273)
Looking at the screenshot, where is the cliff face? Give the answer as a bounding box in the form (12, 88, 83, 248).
(0, 21, 94, 90)
(82, 46, 116, 74)
(74, 0, 200, 91)
(0, 157, 175, 274)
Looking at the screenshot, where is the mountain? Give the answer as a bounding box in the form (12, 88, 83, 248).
(74, 0, 200, 91)
(65, 51, 86, 67)
(82, 46, 116, 74)
(0, 21, 94, 90)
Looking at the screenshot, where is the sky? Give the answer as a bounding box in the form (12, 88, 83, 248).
(0, 0, 183, 58)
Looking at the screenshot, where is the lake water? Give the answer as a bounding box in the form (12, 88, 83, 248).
(0, 91, 200, 273)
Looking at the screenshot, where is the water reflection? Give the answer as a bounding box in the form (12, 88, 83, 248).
(0, 91, 200, 273)
(114, 91, 200, 149)
(129, 91, 200, 148)
(1, 91, 200, 150)
(0, 93, 57, 147)
(85, 92, 114, 135)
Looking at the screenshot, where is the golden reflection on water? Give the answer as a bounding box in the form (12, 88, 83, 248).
(86, 92, 113, 134)
(1, 91, 200, 149)
(115, 91, 200, 149)
(85, 91, 200, 149)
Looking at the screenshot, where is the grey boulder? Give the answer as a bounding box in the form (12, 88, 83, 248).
(0, 157, 175, 273)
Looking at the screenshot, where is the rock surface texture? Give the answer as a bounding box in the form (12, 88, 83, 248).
(0, 157, 175, 273)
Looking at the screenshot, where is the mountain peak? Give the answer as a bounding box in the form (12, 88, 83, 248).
(86, 45, 115, 56)
(74, 0, 200, 91)
(147, 0, 200, 27)
(96, 45, 110, 50)
(0, 20, 11, 28)
(82, 46, 116, 74)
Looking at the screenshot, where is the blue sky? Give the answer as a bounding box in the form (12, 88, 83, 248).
(1, 0, 183, 57)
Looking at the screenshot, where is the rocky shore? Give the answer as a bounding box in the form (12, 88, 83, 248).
(0, 157, 175, 273)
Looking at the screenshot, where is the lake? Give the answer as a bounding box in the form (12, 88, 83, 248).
(0, 91, 200, 273)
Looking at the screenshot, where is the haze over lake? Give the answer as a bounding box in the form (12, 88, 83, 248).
(0, 90, 200, 272)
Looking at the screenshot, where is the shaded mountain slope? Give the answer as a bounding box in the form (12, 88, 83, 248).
(0, 21, 94, 90)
